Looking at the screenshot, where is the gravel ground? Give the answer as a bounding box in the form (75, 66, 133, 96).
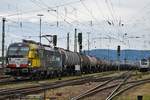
(0, 71, 117, 90)
(38, 82, 102, 100)
(28, 71, 150, 100)
(3, 71, 150, 100)
(30, 71, 127, 100)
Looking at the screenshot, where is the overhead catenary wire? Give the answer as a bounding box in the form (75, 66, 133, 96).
(29, 0, 84, 32)
(79, 0, 122, 42)
(0, 0, 128, 50)
(79, 0, 109, 34)
(93, 0, 108, 21)
(124, 2, 150, 35)
(31, 1, 125, 45)
(105, 0, 115, 25)
(93, 0, 119, 40)
(29, 0, 103, 35)
(1, 2, 76, 38)
(3, 19, 76, 47)
(122, 3, 150, 49)
(105, 0, 125, 42)
(2, 0, 118, 39)
(0, 0, 82, 18)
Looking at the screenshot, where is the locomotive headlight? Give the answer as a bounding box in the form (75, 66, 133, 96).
(28, 61, 31, 66)
(6, 63, 8, 66)
(28, 62, 31, 66)
(28, 63, 31, 66)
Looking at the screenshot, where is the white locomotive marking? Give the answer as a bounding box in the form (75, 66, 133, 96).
(8, 58, 28, 67)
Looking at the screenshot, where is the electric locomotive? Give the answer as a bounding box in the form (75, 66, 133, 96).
(5, 40, 63, 79)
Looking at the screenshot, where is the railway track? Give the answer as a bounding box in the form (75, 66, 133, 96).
(0, 72, 127, 100)
(70, 71, 150, 100)
(108, 79, 150, 100)
(0, 76, 93, 99)
(105, 72, 132, 100)
(70, 71, 131, 100)
(0, 71, 119, 86)
(1, 71, 149, 100)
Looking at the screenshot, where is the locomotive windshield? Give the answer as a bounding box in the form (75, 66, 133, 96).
(7, 46, 29, 57)
(141, 59, 147, 65)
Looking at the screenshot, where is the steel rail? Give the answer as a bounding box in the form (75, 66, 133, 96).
(105, 71, 132, 100)
(70, 71, 130, 100)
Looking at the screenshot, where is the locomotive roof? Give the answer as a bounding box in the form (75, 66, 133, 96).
(9, 42, 29, 47)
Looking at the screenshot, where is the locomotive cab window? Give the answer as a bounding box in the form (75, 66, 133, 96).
(141, 59, 148, 65)
(8, 46, 29, 57)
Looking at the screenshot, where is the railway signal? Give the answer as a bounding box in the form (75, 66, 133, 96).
(117, 45, 121, 56)
(67, 33, 70, 51)
(78, 32, 82, 53)
(117, 45, 121, 71)
(53, 35, 57, 47)
(74, 28, 77, 52)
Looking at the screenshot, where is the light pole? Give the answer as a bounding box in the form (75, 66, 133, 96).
(37, 14, 44, 44)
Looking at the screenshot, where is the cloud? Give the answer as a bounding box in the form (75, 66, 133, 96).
(0, 0, 150, 55)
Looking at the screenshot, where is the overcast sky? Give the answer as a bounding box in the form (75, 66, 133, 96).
(0, 0, 150, 55)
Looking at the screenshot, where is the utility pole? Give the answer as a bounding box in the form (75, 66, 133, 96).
(67, 33, 69, 50)
(1, 18, 6, 68)
(37, 14, 44, 44)
(87, 32, 90, 55)
(74, 28, 77, 52)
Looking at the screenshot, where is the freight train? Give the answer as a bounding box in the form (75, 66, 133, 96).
(5, 40, 129, 79)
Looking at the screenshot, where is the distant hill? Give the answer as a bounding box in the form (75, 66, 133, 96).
(84, 49, 150, 62)
(1, 49, 150, 62)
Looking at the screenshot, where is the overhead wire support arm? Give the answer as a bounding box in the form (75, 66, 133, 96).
(41, 35, 53, 44)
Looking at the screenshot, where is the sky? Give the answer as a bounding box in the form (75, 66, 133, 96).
(0, 0, 150, 56)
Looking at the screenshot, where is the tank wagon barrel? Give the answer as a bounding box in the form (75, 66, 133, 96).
(87, 56, 97, 67)
(59, 49, 80, 66)
(80, 55, 90, 67)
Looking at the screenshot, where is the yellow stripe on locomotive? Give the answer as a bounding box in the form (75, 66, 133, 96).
(28, 43, 41, 68)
